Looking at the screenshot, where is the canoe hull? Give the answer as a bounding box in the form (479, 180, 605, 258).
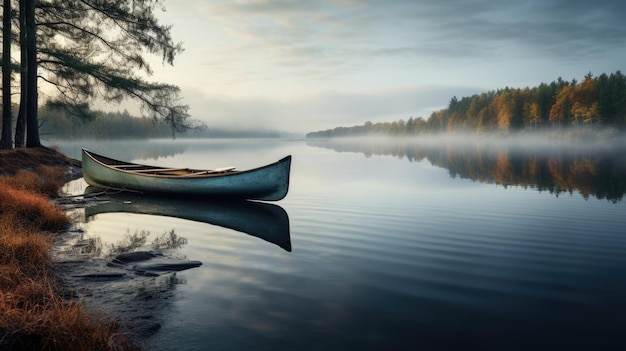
(82, 149, 291, 201)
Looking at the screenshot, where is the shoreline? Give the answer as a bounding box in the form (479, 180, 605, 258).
(0, 146, 82, 178)
(0, 146, 143, 351)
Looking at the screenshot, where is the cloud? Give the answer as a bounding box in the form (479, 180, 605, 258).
(141, 0, 626, 135)
(357, 0, 626, 62)
(178, 0, 626, 85)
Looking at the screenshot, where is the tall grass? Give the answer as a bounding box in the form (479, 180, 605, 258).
(0, 165, 66, 197)
(0, 185, 68, 232)
(0, 167, 142, 351)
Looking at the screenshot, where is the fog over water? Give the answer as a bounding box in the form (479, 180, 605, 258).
(309, 127, 626, 151)
(306, 129, 626, 203)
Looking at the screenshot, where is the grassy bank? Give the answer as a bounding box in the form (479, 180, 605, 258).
(0, 147, 140, 351)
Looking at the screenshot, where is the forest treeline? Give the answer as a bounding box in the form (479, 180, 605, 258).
(38, 106, 175, 139)
(38, 104, 286, 139)
(306, 71, 626, 138)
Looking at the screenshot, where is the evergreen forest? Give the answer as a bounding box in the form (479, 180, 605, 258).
(38, 105, 176, 139)
(306, 72, 626, 138)
(37, 103, 287, 140)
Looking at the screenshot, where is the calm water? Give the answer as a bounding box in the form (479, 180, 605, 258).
(52, 138, 626, 351)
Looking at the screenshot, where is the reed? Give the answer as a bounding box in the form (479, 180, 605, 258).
(0, 166, 142, 351)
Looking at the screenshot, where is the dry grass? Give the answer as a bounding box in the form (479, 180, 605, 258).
(0, 156, 141, 351)
(0, 227, 51, 282)
(0, 183, 68, 232)
(0, 166, 67, 197)
(0, 281, 139, 350)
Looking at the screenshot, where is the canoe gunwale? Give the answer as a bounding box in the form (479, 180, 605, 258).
(83, 149, 290, 179)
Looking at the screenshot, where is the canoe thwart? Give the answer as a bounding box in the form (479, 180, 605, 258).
(212, 166, 236, 172)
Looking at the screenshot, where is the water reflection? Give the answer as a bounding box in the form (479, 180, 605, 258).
(67, 228, 188, 257)
(307, 138, 626, 202)
(55, 188, 291, 341)
(84, 189, 292, 251)
(54, 225, 194, 341)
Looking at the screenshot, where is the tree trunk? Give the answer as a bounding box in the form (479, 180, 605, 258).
(14, 0, 27, 147)
(1, 0, 13, 149)
(25, 0, 40, 147)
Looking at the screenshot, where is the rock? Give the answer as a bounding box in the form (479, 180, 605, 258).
(72, 271, 128, 280)
(111, 251, 163, 265)
(133, 260, 203, 273)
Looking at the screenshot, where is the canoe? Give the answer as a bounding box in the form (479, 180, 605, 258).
(84, 189, 291, 251)
(81, 149, 291, 201)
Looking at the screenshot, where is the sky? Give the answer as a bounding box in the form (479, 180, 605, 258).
(130, 0, 626, 134)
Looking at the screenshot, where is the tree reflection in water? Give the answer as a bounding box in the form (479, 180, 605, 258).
(307, 137, 626, 202)
(66, 228, 189, 259)
(151, 229, 188, 251)
(54, 224, 196, 343)
(108, 229, 150, 255)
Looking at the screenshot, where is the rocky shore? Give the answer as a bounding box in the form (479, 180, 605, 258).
(1, 146, 204, 349)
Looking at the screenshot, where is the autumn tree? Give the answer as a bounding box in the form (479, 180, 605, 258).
(570, 73, 598, 125)
(549, 84, 574, 126)
(493, 92, 515, 132)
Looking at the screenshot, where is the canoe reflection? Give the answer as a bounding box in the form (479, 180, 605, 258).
(84, 188, 292, 251)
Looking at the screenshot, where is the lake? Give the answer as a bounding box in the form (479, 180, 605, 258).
(51, 137, 626, 350)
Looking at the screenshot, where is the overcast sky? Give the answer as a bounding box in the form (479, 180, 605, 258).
(135, 0, 626, 133)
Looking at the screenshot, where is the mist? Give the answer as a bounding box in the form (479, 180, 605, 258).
(309, 127, 626, 154)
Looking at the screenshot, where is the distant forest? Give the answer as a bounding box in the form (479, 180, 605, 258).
(306, 71, 626, 138)
(38, 104, 285, 139)
(39, 105, 175, 139)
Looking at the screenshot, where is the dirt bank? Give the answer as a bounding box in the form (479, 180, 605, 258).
(0, 146, 82, 177)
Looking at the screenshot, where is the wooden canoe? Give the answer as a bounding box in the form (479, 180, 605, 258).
(81, 149, 291, 201)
